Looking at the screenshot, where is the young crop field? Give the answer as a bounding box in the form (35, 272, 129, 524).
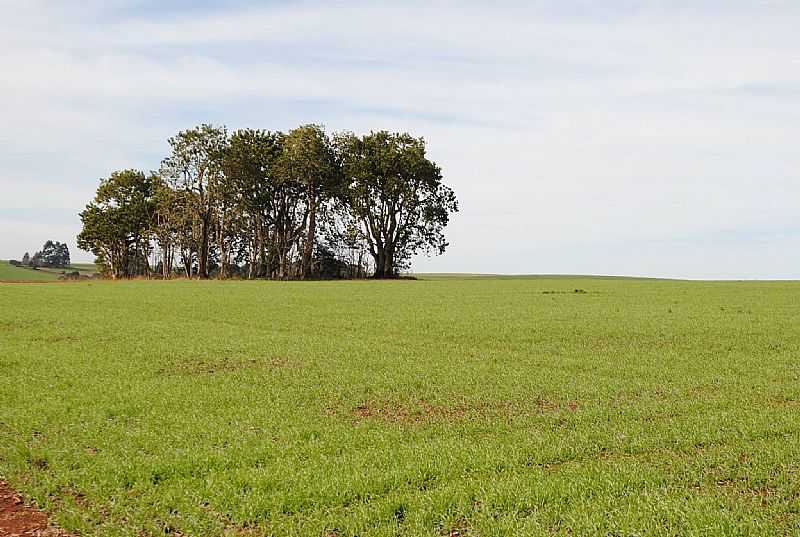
(0, 260, 60, 281)
(0, 260, 98, 282)
(1, 277, 799, 536)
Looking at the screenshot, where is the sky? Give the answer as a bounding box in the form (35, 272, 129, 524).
(2, 0, 799, 279)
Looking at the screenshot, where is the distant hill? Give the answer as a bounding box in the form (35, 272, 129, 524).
(0, 260, 60, 281)
(0, 260, 98, 282)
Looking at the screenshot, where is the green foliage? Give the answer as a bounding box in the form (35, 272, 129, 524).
(78, 124, 457, 280)
(276, 125, 339, 279)
(160, 124, 229, 279)
(277, 125, 338, 194)
(336, 131, 458, 278)
(25, 241, 71, 268)
(2, 277, 799, 535)
(77, 170, 158, 279)
(221, 129, 284, 278)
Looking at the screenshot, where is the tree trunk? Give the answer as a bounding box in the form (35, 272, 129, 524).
(370, 242, 398, 279)
(248, 232, 256, 280)
(162, 244, 173, 279)
(372, 247, 386, 278)
(198, 215, 210, 279)
(217, 221, 227, 280)
(279, 250, 288, 279)
(384, 243, 395, 278)
(302, 184, 317, 279)
(182, 249, 193, 278)
(258, 225, 268, 278)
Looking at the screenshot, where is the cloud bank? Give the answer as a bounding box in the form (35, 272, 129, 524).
(2, 0, 799, 278)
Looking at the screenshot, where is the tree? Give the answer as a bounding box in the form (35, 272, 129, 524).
(276, 125, 339, 279)
(222, 129, 284, 278)
(77, 170, 157, 279)
(152, 177, 184, 278)
(49, 242, 70, 267)
(29, 241, 71, 268)
(59, 243, 71, 267)
(336, 131, 458, 278)
(21, 252, 30, 265)
(160, 124, 228, 279)
(77, 124, 458, 280)
(41, 241, 57, 266)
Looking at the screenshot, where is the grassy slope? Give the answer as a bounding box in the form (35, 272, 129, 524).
(0, 260, 60, 281)
(70, 263, 99, 273)
(0, 260, 97, 281)
(1, 278, 799, 536)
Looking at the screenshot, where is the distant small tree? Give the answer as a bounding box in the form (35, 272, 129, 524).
(30, 241, 71, 268)
(57, 243, 71, 267)
(21, 252, 30, 265)
(41, 241, 56, 266)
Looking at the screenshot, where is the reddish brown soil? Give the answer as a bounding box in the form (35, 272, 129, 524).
(0, 481, 74, 537)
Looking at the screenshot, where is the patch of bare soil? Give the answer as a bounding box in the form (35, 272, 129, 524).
(0, 480, 75, 537)
(769, 398, 800, 407)
(346, 398, 578, 425)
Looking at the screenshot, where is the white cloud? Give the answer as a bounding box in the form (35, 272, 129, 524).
(0, 0, 798, 277)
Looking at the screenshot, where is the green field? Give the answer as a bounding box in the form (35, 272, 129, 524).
(0, 260, 61, 281)
(1, 278, 799, 536)
(70, 263, 99, 273)
(0, 260, 97, 281)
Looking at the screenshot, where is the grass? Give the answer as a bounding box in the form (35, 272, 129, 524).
(1, 277, 799, 536)
(0, 260, 97, 281)
(69, 263, 99, 272)
(0, 260, 60, 281)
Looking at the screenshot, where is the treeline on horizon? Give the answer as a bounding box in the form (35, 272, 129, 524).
(78, 124, 458, 280)
(9, 240, 71, 269)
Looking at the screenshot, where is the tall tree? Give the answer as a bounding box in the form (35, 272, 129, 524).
(276, 125, 339, 279)
(57, 242, 71, 267)
(152, 177, 184, 278)
(222, 129, 284, 278)
(77, 170, 157, 279)
(36, 241, 71, 267)
(77, 124, 458, 280)
(336, 131, 458, 278)
(160, 124, 228, 279)
(271, 171, 307, 279)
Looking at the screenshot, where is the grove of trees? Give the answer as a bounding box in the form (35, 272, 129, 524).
(78, 124, 458, 280)
(12, 241, 71, 268)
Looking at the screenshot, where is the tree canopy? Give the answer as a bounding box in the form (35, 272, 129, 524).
(77, 170, 157, 279)
(336, 131, 458, 278)
(18, 241, 71, 268)
(78, 124, 458, 279)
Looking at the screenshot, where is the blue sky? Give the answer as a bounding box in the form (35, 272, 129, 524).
(2, 0, 799, 278)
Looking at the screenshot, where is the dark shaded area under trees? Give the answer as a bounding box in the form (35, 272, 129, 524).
(78, 124, 458, 280)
